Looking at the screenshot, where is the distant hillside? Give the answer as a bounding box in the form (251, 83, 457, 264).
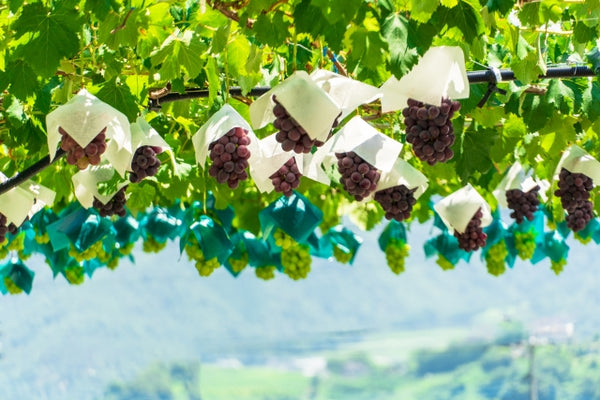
(1, 221, 600, 399)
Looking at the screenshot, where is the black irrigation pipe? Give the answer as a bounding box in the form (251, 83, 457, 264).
(0, 65, 597, 196)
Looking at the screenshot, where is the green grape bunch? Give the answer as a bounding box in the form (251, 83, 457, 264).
(551, 258, 567, 275)
(275, 230, 311, 280)
(514, 231, 536, 261)
(4, 276, 23, 295)
(385, 239, 410, 274)
(64, 265, 85, 285)
(333, 246, 353, 264)
(185, 235, 221, 277)
(436, 255, 455, 271)
(255, 265, 276, 280)
(485, 240, 508, 277)
(68, 241, 106, 263)
(228, 252, 248, 273)
(143, 236, 167, 253)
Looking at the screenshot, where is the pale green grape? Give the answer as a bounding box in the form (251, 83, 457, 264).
(64, 266, 85, 285)
(4, 276, 23, 295)
(485, 240, 508, 276)
(228, 253, 248, 273)
(436, 255, 455, 271)
(185, 235, 221, 277)
(514, 231, 536, 260)
(255, 265, 276, 280)
(385, 239, 410, 274)
(273, 229, 294, 250)
(551, 258, 567, 275)
(143, 236, 167, 253)
(333, 246, 353, 264)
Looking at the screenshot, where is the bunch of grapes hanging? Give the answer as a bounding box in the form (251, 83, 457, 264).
(60, 126, 107, 170)
(555, 168, 594, 232)
(403, 98, 460, 165)
(335, 152, 380, 201)
(269, 157, 302, 197)
(130, 146, 163, 183)
(207, 127, 252, 189)
(506, 186, 541, 224)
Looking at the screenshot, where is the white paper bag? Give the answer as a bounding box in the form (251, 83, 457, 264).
(46, 89, 133, 177)
(434, 184, 492, 234)
(249, 71, 342, 142)
(310, 69, 382, 120)
(553, 145, 600, 184)
(192, 104, 260, 174)
(72, 163, 128, 209)
(376, 158, 429, 199)
(493, 162, 547, 207)
(250, 133, 304, 193)
(381, 46, 470, 112)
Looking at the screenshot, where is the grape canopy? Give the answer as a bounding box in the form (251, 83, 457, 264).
(1, 0, 600, 293)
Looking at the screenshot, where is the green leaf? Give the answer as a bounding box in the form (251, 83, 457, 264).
(486, 0, 515, 15)
(470, 106, 505, 128)
(8, 0, 24, 13)
(311, 0, 362, 24)
(503, 114, 527, 138)
(97, 9, 147, 50)
(348, 202, 384, 231)
(97, 174, 127, 197)
(455, 126, 498, 181)
(434, 0, 485, 43)
(211, 22, 231, 54)
(13, 2, 81, 77)
(583, 81, 600, 122)
(294, 0, 329, 38)
(411, 0, 440, 23)
(546, 79, 575, 114)
(6, 60, 38, 100)
(127, 183, 156, 210)
(510, 51, 543, 85)
(151, 31, 208, 80)
(381, 14, 419, 79)
(95, 78, 140, 122)
(205, 57, 220, 106)
(253, 12, 289, 49)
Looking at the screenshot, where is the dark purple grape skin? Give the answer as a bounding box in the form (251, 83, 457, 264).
(374, 185, 417, 222)
(554, 168, 594, 232)
(269, 157, 301, 197)
(207, 128, 252, 189)
(335, 152, 380, 201)
(271, 97, 336, 154)
(454, 208, 487, 252)
(130, 146, 162, 183)
(93, 187, 128, 218)
(402, 98, 460, 166)
(506, 186, 540, 224)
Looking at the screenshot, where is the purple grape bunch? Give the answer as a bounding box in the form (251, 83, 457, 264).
(454, 208, 487, 252)
(208, 127, 252, 189)
(555, 168, 594, 232)
(272, 97, 329, 154)
(130, 146, 162, 183)
(403, 98, 460, 165)
(335, 152, 380, 201)
(506, 186, 540, 224)
(93, 186, 127, 218)
(374, 185, 417, 222)
(270, 157, 302, 197)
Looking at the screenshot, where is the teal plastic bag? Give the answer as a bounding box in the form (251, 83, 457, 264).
(189, 215, 233, 263)
(0, 260, 35, 294)
(259, 192, 323, 243)
(378, 220, 407, 251)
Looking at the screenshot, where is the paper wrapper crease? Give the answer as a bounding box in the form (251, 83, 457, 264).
(381, 46, 470, 112)
(249, 71, 341, 142)
(46, 89, 133, 177)
(72, 163, 129, 209)
(434, 184, 492, 234)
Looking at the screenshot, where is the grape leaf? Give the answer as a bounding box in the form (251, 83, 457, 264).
(382, 14, 419, 79)
(6, 60, 39, 100)
(151, 31, 208, 80)
(486, 0, 515, 15)
(546, 79, 575, 114)
(253, 12, 289, 49)
(410, 0, 440, 23)
(127, 183, 156, 211)
(95, 78, 140, 122)
(434, 0, 484, 43)
(455, 126, 498, 181)
(311, 0, 362, 24)
(13, 2, 81, 77)
(583, 81, 600, 122)
(510, 51, 544, 85)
